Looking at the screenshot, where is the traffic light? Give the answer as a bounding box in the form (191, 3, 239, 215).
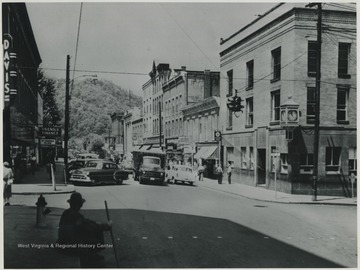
(227, 96, 244, 112)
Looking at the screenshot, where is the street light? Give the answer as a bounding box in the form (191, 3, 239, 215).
(64, 55, 97, 182)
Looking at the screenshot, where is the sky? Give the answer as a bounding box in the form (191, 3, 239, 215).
(26, 1, 278, 97)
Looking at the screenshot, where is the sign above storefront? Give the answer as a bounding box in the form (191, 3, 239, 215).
(3, 34, 17, 106)
(40, 127, 61, 138)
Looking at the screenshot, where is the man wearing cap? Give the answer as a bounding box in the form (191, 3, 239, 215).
(57, 192, 112, 266)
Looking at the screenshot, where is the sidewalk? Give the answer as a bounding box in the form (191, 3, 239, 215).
(4, 205, 80, 268)
(12, 160, 75, 195)
(197, 178, 357, 206)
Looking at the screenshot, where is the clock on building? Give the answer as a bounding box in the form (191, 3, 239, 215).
(287, 109, 299, 122)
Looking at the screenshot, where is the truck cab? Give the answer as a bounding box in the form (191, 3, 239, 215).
(133, 149, 166, 185)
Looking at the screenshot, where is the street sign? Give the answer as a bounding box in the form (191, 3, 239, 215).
(214, 131, 222, 141)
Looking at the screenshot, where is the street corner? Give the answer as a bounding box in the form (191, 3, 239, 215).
(12, 184, 76, 195)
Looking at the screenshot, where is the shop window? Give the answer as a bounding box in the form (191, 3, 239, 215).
(280, 154, 288, 174)
(241, 147, 247, 169)
(249, 147, 254, 170)
(349, 148, 357, 176)
(326, 147, 341, 173)
(300, 153, 314, 174)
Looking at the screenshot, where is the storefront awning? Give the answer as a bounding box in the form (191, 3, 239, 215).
(194, 146, 218, 160)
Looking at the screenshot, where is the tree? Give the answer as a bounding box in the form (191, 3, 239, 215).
(38, 70, 62, 126)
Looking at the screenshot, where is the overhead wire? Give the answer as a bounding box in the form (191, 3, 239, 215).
(71, 2, 83, 95)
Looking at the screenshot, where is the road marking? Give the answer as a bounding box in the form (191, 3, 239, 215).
(217, 236, 223, 239)
(142, 237, 148, 240)
(168, 236, 173, 239)
(192, 236, 198, 239)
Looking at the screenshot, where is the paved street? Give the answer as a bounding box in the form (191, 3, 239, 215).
(9, 178, 357, 268)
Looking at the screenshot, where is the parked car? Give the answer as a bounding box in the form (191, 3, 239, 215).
(68, 159, 100, 175)
(165, 165, 197, 185)
(69, 160, 129, 185)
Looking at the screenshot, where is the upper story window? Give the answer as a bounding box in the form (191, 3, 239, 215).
(246, 97, 253, 127)
(307, 87, 316, 124)
(337, 87, 349, 123)
(308, 41, 317, 77)
(246, 60, 254, 90)
(271, 90, 280, 123)
(271, 47, 281, 82)
(227, 70, 233, 96)
(338, 43, 351, 78)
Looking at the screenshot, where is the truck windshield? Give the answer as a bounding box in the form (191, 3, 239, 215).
(143, 157, 160, 167)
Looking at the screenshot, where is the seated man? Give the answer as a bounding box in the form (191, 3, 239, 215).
(57, 192, 112, 267)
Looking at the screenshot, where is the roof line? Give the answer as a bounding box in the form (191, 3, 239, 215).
(220, 3, 284, 45)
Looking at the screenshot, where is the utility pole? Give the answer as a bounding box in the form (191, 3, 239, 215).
(64, 55, 70, 182)
(306, 3, 322, 201)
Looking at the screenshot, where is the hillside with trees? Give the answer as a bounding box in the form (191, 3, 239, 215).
(53, 77, 142, 155)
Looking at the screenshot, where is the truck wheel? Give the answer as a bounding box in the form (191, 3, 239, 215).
(189, 182, 194, 186)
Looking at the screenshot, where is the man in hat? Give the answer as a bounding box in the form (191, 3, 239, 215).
(57, 192, 112, 267)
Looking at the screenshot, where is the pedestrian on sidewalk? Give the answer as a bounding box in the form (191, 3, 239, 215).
(198, 164, 205, 181)
(30, 154, 37, 175)
(227, 161, 233, 184)
(57, 192, 113, 267)
(3, 162, 14, 206)
(216, 162, 223, 184)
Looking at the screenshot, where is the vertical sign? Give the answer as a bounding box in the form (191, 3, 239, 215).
(3, 34, 17, 106)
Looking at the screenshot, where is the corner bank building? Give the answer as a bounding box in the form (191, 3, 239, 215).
(219, 3, 356, 196)
(3, 3, 42, 163)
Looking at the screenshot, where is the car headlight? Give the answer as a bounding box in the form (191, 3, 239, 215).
(83, 171, 90, 176)
(143, 171, 146, 175)
(160, 173, 164, 176)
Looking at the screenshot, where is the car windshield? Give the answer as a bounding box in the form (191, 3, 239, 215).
(143, 157, 160, 167)
(74, 161, 85, 166)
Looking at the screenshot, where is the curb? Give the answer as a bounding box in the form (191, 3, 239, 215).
(198, 184, 357, 206)
(13, 190, 75, 195)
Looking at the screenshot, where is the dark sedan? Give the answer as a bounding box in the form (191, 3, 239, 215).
(69, 160, 129, 185)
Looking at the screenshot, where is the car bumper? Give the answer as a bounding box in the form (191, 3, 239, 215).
(69, 175, 92, 183)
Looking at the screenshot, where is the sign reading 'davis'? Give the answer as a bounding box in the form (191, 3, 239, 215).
(3, 34, 17, 105)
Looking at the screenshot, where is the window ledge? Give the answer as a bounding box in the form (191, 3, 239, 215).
(337, 120, 349, 125)
(270, 77, 280, 83)
(270, 121, 280, 126)
(245, 124, 253, 129)
(338, 74, 351, 79)
(226, 127, 233, 131)
(326, 171, 341, 175)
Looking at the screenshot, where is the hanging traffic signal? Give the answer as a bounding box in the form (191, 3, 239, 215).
(227, 91, 244, 113)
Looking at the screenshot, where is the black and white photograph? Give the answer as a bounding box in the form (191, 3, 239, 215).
(2, 1, 357, 268)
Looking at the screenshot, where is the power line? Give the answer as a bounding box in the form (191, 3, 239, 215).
(71, 2, 83, 93)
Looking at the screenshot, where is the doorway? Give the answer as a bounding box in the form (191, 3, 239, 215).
(257, 149, 266, 185)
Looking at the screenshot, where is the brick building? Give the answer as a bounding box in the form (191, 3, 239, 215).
(3, 3, 42, 165)
(219, 3, 356, 196)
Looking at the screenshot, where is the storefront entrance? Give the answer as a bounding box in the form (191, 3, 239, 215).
(257, 149, 266, 185)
